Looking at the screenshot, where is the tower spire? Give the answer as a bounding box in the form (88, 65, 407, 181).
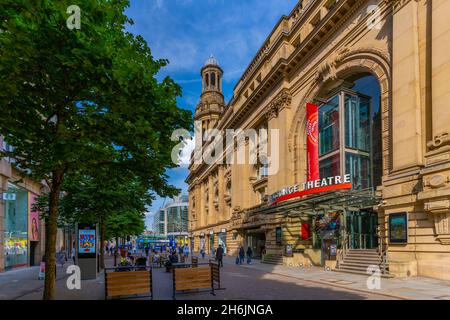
(194, 56, 225, 132)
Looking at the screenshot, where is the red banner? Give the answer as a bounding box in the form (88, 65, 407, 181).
(306, 103, 319, 181)
(301, 223, 311, 240)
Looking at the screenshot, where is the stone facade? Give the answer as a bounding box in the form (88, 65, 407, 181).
(187, 0, 450, 281)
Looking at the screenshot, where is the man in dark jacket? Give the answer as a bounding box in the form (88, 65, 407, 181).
(239, 246, 245, 265)
(216, 245, 224, 268)
(246, 247, 253, 264)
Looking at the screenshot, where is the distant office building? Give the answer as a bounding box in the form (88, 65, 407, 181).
(152, 209, 166, 235)
(153, 195, 189, 246)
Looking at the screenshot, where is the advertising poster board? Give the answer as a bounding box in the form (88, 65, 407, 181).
(78, 224, 97, 258)
(389, 213, 408, 244)
(28, 193, 40, 242)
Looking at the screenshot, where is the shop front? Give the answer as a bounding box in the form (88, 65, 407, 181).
(245, 229, 266, 259)
(199, 233, 206, 253)
(217, 229, 227, 254)
(208, 231, 214, 254)
(3, 183, 29, 270)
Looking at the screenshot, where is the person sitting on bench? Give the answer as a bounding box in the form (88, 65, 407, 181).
(165, 251, 179, 272)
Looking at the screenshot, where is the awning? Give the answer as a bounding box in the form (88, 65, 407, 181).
(245, 188, 381, 216)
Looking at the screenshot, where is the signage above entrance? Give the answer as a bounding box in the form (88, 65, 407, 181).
(269, 174, 352, 205)
(2, 192, 16, 201)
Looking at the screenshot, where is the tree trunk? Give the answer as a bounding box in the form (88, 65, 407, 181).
(100, 219, 106, 269)
(43, 169, 64, 300)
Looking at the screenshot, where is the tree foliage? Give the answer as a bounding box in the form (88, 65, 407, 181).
(0, 0, 192, 299)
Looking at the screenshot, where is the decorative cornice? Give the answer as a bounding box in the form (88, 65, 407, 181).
(383, 0, 419, 14)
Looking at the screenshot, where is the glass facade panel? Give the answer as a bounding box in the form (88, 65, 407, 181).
(4, 183, 28, 270)
(319, 95, 340, 156)
(218, 232, 227, 254)
(345, 153, 371, 190)
(166, 205, 188, 234)
(319, 153, 340, 178)
(345, 94, 370, 152)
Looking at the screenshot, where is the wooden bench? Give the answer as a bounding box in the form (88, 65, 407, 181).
(172, 265, 215, 299)
(105, 268, 153, 300)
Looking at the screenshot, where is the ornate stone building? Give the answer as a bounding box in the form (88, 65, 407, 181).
(187, 0, 450, 281)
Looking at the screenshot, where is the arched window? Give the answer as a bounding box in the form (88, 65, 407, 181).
(211, 72, 216, 88)
(205, 73, 209, 88)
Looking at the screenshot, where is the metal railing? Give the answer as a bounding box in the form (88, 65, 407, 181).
(377, 228, 388, 274)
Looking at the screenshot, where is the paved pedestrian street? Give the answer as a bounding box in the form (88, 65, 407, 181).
(2, 256, 450, 300)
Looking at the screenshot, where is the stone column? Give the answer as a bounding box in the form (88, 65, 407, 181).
(208, 175, 213, 226)
(391, 0, 424, 171)
(427, 0, 450, 153)
(218, 165, 225, 223)
(266, 89, 292, 194)
(200, 182, 206, 228)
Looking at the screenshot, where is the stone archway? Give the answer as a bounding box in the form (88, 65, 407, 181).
(289, 48, 391, 182)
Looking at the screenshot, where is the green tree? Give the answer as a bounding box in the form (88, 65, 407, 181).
(0, 0, 192, 299)
(57, 168, 152, 269)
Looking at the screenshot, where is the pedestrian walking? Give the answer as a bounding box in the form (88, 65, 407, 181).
(183, 244, 190, 259)
(239, 246, 245, 265)
(71, 246, 76, 264)
(216, 244, 224, 268)
(56, 247, 67, 268)
(246, 246, 253, 265)
(200, 248, 205, 259)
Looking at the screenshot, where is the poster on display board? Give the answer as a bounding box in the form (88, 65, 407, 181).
(28, 193, 40, 242)
(78, 227, 96, 255)
(389, 213, 408, 244)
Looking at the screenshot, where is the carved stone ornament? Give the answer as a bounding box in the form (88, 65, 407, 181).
(315, 61, 338, 84)
(429, 174, 448, 189)
(265, 89, 292, 120)
(427, 132, 450, 150)
(424, 200, 450, 245)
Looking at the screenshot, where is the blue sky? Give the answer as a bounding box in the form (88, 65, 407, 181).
(125, 0, 299, 228)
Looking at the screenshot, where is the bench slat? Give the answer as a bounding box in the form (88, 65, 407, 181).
(107, 278, 149, 285)
(107, 287, 150, 297)
(107, 271, 149, 279)
(108, 282, 151, 290)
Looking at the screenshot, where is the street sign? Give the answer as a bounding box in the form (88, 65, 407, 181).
(2, 192, 16, 201)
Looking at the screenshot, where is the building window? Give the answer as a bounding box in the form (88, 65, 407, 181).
(211, 72, 216, 87)
(257, 163, 269, 180)
(319, 95, 340, 157)
(318, 75, 382, 189)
